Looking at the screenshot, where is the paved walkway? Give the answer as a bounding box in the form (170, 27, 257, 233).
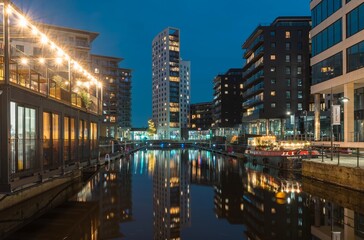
(304, 153, 364, 168)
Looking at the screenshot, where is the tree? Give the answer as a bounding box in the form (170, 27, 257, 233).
(147, 119, 156, 136)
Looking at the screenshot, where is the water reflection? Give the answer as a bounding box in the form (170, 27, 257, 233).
(7, 149, 364, 240)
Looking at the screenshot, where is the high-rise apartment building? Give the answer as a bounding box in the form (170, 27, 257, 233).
(310, 0, 364, 145)
(212, 68, 243, 128)
(118, 68, 132, 135)
(152, 27, 190, 140)
(91, 55, 132, 139)
(241, 17, 311, 136)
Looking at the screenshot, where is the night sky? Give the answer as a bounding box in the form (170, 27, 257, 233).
(14, 0, 310, 127)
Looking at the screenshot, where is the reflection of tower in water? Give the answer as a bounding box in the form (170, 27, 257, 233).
(152, 149, 191, 240)
(214, 156, 245, 224)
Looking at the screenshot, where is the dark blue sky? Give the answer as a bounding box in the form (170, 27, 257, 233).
(14, 0, 310, 127)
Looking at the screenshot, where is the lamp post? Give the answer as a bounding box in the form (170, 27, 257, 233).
(303, 110, 308, 141)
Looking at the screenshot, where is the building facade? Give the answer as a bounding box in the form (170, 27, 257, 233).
(241, 17, 311, 137)
(91, 55, 132, 139)
(190, 102, 213, 130)
(0, 2, 102, 192)
(310, 0, 364, 146)
(212, 68, 243, 128)
(152, 27, 190, 140)
(118, 68, 132, 139)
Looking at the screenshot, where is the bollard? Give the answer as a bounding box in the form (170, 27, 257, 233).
(337, 148, 340, 166)
(321, 146, 324, 162)
(357, 148, 360, 168)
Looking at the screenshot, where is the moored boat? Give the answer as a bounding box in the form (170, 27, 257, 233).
(244, 136, 319, 170)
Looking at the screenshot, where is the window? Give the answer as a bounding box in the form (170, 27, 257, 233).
(298, 103, 303, 110)
(347, 40, 364, 72)
(285, 31, 291, 38)
(287, 78, 291, 86)
(298, 91, 303, 98)
(270, 31, 276, 37)
(10, 102, 36, 174)
(285, 55, 290, 63)
(312, 52, 343, 84)
(285, 67, 291, 74)
(286, 103, 291, 110)
(297, 67, 302, 75)
(298, 30, 302, 38)
(312, 0, 342, 27)
(312, 19, 342, 56)
(297, 54, 302, 62)
(270, 54, 276, 60)
(270, 67, 276, 72)
(271, 42, 276, 48)
(298, 42, 303, 50)
(42, 111, 60, 168)
(346, 3, 364, 37)
(271, 79, 276, 84)
(271, 103, 276, 108)
(286, 91, 291, 99)
(271, 91, 276, 96)
(16, 45, 24, 52)
(33, 47, 42, 56)
(285, 42, 291, 50)
(298, 79, 303, 86)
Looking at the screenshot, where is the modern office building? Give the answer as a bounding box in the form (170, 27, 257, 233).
(152, 27, 190, 140)
(212, 68, 243, 128)
(91, 55, 132, 139)
(0, 2, 102, 192)
(241, 17, 311, 136)
(310, 0, 364, 146)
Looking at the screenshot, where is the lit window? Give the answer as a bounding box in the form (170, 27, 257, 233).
(270, 67, 276, 72)
(271, 79, 276, 84)
(285, 31, 291, 38)
(271, 91, 276, 96)
(297, 54, 302, 62)
(270, 54, 276, 60)
(298, 103, 303, 110)
(225, 91, 228, 94)
(271, 103, 276, 108)
(298, 79, 303, 87)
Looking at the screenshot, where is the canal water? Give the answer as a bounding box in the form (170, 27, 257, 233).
(7, 149, 364, 240)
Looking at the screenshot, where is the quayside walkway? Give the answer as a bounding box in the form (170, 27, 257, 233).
(302, 152, 364, 192)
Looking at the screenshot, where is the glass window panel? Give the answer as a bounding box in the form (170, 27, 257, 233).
(64, 117, 69, 162)
(43, 112, 51, 166)
(17, 107, 24, 171)
(10, 102, 16, 173)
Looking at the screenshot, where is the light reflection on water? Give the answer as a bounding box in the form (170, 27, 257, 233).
(8, 149, 364, 240)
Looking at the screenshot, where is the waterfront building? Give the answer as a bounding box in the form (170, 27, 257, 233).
(241, 17, 311, 136)
(0, 2, 102, 192)
(310, 0, 364, 146)
(91, 55, 132, 139)
(188, 102, 213, 140)
(152, 27, 190, 140)
(118, 68, 132, 139)
(212, 68, 243, 128)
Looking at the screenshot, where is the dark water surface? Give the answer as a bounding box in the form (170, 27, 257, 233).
(8, 149, 364, 240)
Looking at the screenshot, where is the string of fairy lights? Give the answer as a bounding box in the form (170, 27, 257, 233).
(5, 3, 102, 89)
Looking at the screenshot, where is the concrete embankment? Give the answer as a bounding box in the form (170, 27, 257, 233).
(302, 160, 364, 192)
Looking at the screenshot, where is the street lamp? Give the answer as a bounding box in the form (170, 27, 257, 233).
(302, 110, 308, 141)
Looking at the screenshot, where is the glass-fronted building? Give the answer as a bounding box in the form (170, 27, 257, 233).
(0, 2, 102, 192)
(310, 0, 364, 146)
